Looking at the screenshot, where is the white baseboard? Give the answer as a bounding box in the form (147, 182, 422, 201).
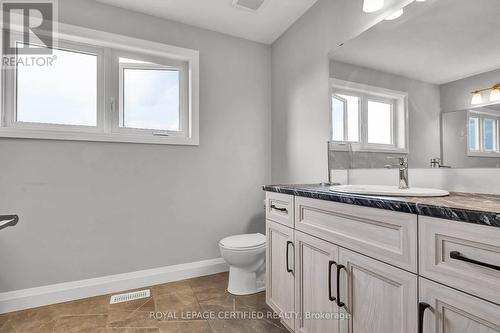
(0, 258, 228, 314)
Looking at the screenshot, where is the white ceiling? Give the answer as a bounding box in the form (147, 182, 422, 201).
(331, 0, 500, 85)
(95, 0, 318, 44)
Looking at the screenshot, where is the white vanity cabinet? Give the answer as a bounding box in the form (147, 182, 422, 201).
(337, 248, 417, 333)
(294, 231, 340, 333)
(294, 196, 418, 273)
(266, 219, 295, 332)
(266, 193, 418, 333)
(419, 278, 500, 333)
(419, 216, 500, 305)
(265, 191, 500, 333)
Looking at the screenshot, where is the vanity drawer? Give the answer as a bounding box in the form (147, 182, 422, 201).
(420, 216, 500, 305)
(265, 192, 294, 227)
(295, 196, 418, 272)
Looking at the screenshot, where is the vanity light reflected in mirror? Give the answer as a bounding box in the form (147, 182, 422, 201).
(490, 86, 500, 102)
(471, 84, 500, 105)
(471, 92, 483, 105)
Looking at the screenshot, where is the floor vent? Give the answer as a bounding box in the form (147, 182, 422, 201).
(109, 289, 151, 304)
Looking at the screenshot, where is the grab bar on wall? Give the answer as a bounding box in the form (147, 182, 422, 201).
(0, 215, 19, 231)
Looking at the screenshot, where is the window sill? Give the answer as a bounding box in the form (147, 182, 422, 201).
(468, 151, 500, 158)
(0, 128, 199, 146)
(329, 141, 408, 154)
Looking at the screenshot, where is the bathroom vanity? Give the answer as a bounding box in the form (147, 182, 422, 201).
(263, 184, 500, 333)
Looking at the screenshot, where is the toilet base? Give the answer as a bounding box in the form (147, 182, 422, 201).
(227, 265, 266, 296)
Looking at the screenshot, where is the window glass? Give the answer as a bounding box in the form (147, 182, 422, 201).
(483, 118, 496, 151)
(16, 45, 98, 126)
(337, 94, 359, 142)
(332, 96, 345, 141)
(122, 68, 180, 131)
(368, 100, 392, 145)
(469, 117, 479, 151)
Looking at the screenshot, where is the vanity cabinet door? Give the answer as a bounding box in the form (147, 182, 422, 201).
(419, 278, 500, 333)
(338, 248, 417, 333)
(266, 220, 295, 332)
(294, 231, 340, 333)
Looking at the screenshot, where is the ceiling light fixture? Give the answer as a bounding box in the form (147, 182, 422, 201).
(363, 0, 384, 13)
(385, 8, 404, 20)
(415, 0, 426, 2)
(470, 84, 500, 105)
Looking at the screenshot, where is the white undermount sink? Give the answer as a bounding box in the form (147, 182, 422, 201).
(329, 185, 450, 197)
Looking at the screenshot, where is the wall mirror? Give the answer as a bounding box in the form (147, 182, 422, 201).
(328, 0, 500, 170)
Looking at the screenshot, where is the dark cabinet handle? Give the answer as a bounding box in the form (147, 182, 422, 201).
(328, 261, 336, 302)
(270, 204, 288, 213)
(418, 302, 431, 333)
(0, 215, 19, 231)
(286, 241, 293, 273)
(336, 264, 346, 308)
(450, 251, 500, 271)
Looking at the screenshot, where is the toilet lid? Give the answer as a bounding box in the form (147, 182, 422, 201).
(219, 233, 266, 249)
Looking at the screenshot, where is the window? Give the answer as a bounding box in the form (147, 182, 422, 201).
(117, 56, 188, 137)
(483, 118, 497, 152)
(16, 43, 99, 127)
(367, 100, 392, 145)
(331, 94, 360, 142)
(330, 79, 407, 152)
(469, 116, 480, 151)
(468, 111, 500, 156)
(122, 68, 179, 131)
(1, 24, 199, 145)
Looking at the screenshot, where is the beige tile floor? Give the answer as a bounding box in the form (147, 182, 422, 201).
(0, 272, 288, 333)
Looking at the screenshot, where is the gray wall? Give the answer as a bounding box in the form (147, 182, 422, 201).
(330, 61, 442, 168)
(0, 0, 271, 292)
(270, 0, 414, 184)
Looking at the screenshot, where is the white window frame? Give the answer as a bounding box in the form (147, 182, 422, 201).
(115, 51, 189, 138)
(2, 34, 105, 134)
(0, 23, 200, 145)
(330, 79, 408, 153)
(467, 110, 500, 157)
(332, 91, 362, 143)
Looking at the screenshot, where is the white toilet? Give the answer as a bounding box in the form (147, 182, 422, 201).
(219, 233, 266, 295)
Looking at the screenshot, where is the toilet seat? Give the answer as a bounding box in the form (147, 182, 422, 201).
(219, 233, 266, 251)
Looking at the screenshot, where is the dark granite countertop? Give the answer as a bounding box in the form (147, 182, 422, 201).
(263, 183, 500, 228)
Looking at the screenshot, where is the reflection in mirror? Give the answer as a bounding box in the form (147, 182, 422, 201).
(328, 0, 500, 171)
(442, 106, 500, 168)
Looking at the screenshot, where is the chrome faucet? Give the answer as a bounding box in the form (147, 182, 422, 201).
(430, 158, 451, 169)
(385, 157, 409, 189)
